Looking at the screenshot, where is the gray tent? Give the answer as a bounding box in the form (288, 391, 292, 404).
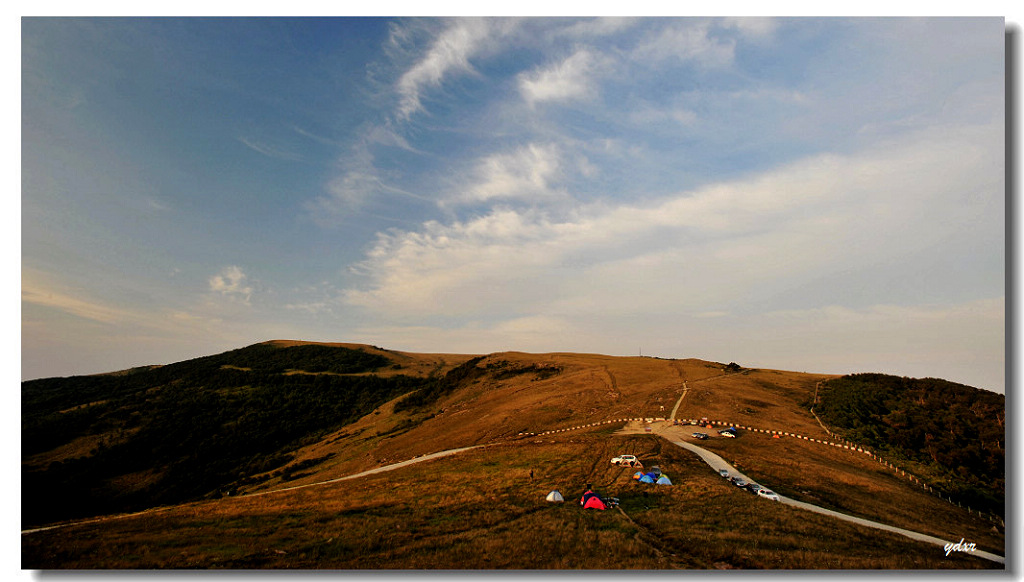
(546, 490, 565, 502)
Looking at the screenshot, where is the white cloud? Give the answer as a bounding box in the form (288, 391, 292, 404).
(519, 49, 605, 106)
(343, 120, 1001, 324)
(394, 18, 496, 121)
(450, 143, 564, 205)
(209, 266, 253, 304)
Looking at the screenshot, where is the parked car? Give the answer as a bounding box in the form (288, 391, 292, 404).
(719, 469, 730, 478)
(718, 428, 737, 438)
(732, 477, 748, 488)
(691, 432, 709, 440)
(746, 483, 762, 494)
(611, 454, 639, 466)
(757, 489, 781, 501)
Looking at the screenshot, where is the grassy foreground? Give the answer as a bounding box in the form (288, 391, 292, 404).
(22, 432, 997, 569)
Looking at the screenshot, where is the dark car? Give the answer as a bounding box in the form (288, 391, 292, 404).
(691, 432, 709, 440)
(731, 477, 748, 488)
(746, 483, 762, 494)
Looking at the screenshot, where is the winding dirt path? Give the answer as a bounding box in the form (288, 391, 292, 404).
(22, 408, 1007, 567)
(21, 445, 487, 535)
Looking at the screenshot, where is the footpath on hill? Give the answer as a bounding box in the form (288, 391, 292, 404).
(21, 445, 487, 536)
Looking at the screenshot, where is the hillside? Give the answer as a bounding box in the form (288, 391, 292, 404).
(21, 341, 1005, 569)
(22, 341, 472, 526)
(813, 374, 1004, 514)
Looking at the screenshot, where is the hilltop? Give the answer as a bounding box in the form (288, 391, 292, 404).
(22, 341, 1004, 569)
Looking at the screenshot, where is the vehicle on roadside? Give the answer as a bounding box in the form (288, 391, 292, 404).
(691, 432, 709, 440)
(718, 428, 737, 438)
(611, 454, 639, 466)
(758, 489, 780, 501)
(746, 483, 762, 494)
(732, 477, 748, 488)
(719, 469, 730, 478)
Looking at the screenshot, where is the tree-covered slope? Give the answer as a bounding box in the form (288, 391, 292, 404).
(22, 343, 426, 527)
(814, 374, 1004, 514)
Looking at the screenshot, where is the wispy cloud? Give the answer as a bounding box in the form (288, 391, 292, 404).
(631, 20, 736, 67)
(237, 136, 302, 161)
(558, 17, 639, 39)
(393, 18, 497, 122)
(209, 266, 253, 304)
(23, 276, 131, 325)
(719, 17, 779, 41)
(342, 120, 1000, 320)
(519, 49, 605, 106)
(306, 136, 432, 224)
(449, 143, 564, 205)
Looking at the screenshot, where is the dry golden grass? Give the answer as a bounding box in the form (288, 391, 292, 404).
(691, 428, 1004, 553)
(23, 350, 1003, 570)
(263, 339, 477, 379)
(243, 355, 831, 498)
(22, 434, 997, 569)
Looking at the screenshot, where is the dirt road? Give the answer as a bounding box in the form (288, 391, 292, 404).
(21, 445, 486, 535)
(629, 422, 1005, 565)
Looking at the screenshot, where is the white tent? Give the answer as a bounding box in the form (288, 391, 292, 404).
(546, 490, 565, 502)
(656, 475, 672, 485)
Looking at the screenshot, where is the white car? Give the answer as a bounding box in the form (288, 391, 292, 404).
(757, 489, 781, 501)
(611, 454, 639, 466)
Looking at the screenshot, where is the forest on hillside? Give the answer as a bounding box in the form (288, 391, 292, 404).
(21, 344, 429, 527)
(814, 374, 1004, 515)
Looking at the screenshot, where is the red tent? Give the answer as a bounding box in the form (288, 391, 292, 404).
(580, 490, 608, 510)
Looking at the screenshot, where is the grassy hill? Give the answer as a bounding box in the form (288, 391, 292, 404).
(21, 342, 1004, 569)
(22, 341, 471, 526)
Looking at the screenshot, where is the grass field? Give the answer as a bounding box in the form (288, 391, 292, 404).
(692, 429, 1004, 554)
(22, 433, 998, 569)
(22, 346, 1003, 569)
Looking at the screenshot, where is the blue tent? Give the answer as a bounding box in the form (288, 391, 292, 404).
(639, 474, 655, 484)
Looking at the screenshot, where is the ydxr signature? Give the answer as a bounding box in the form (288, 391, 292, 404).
(944, 538, 977, 556)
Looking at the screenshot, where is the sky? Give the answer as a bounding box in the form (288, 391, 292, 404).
(19, 16, 1008, 392)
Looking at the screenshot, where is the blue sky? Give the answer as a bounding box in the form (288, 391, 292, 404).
(20, 17, 1007, 392)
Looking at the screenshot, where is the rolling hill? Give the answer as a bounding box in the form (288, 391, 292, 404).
(21, 340, 1004, 569)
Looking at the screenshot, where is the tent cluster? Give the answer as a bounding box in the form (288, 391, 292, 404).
(547, 488, 612, 510)
(545, 486, 617, 511)
(633, 469, 672, 485)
